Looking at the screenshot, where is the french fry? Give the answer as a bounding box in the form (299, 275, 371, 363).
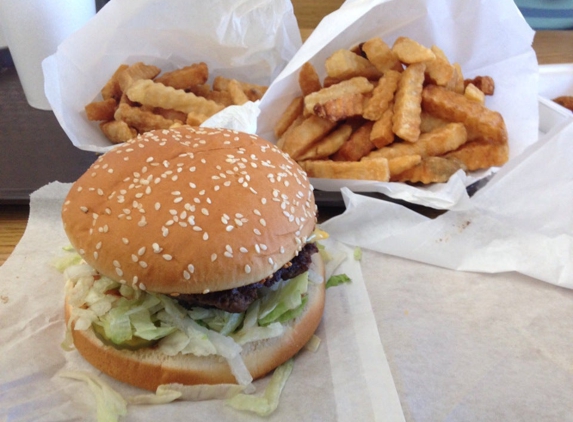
(445, 63, 465, 94)
(332, 121, 375, 161)
(424, 55, 454, 86)
(444, 138, 509, 171)
(186, 111, 210, 126)
(464, 83, 485, 104)
(392, 37, 435, 64)
(392, 62, 426, 142)
(226, 79, 250, 105)
(370, 106, 395, 148)
(99, 120, 137, 144)
(153, 107, 188, 123)
(464, 75, 495, 95)
(101, 64, 129, 101)
(212, 76, 267, 101)
(553, 96, 573, 112)
(298, 124, 352, 160)
(299, 62, 322, 96)
(325, 49, 382, 81)
(304, 76, 373, 116)
(126, 79, 225, 116)
(280, 115, 337, 160)
(387, 154, 422, 176)
(114, 103, 179, 132)
(361, 37, 403, 73)
(365, 123, 467, 160)
(363, 70, 401, 121)
(299, 158, 390, 182)
(85, 98, 117, 121)
(422, 84, 507, 144)
(274, 96, 304, 139)
(277, 114, 304, 151)
(391, 156, 466, 184)
(117, 62, 161, 93)
(154, 62, 209, 90)
(313, 92, 365, 122)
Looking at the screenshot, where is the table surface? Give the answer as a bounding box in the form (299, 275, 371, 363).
(1, 1, 572, 267)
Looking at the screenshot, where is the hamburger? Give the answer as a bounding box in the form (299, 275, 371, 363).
(61, 126, 325, 391)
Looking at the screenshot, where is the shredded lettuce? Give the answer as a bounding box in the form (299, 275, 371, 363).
(258, 272, 308, 326)
(63, 255, 312, 387)
(226, 359, 294, 416)
(326, 274, 352, 289)
(59, 370, 127, 422)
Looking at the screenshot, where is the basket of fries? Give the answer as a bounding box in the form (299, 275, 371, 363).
(258, 0, 540, 209)
(42, 0, 302, 153)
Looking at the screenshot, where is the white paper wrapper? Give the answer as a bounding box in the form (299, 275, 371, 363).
(258, 0, 538, 210)
(0, 183, 404, 421)
(42, 0, 302, 153)
(322, 119, 573, 287)
(360, 248, 573, 421)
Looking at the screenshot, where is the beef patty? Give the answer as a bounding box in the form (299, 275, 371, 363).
(175, 242, 319, 313)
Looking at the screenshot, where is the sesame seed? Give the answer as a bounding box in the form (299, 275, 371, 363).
(139, 261, 148, 268)
(131, 254, 138, 262)
(226, 225, 234, 232)
(139, 283, 146, 291)
(80, 206, 88, 213)
(122, 238, 129, 244)
(240, 247, 248, 253)
(211, 253, 217, 262)
(163, 254, 173, 261)
(203, 232, 209, 241)
(188, 264, 194, 273)
(115, 268, 123, 277)
(245, 265, 251, 274)
(183, 270, 191, 280)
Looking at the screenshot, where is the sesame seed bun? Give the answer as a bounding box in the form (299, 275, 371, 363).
(64, 254, 325, 391)
(61, 126, 317, 294)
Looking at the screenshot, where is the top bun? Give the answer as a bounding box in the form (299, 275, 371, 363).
(62, 126, 316, 294)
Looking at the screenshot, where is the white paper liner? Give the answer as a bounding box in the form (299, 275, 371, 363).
(258, 0, 538, 209)
(42, 0, 302, 153)
(322, 119, 573, 287)
(0, 182, 404, 421)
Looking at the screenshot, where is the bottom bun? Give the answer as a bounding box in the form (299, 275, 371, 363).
(65, 254, 325, 391)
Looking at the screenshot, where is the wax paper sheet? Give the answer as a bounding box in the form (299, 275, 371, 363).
(360, 248, 573, 421)
(0, 183, 404, 421)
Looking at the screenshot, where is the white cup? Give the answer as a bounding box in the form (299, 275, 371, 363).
(0, 0, 95, 110)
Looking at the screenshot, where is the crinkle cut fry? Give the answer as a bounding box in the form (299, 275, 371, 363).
(126, 79, 225, 116)
(392, 62, 426, 143)
(422, 84, 507, 144)
(364, 122, 467, 161)
(392, 156, 465, 184)
(444, 138, 509, 171)
(299, 158, 390, 181)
